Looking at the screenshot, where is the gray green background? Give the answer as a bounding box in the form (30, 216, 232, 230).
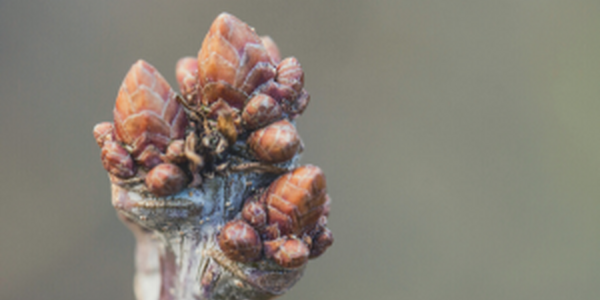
(1, 1, 600, 299)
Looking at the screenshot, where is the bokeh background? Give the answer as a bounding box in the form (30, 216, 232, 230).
(2, 1, 600, 299)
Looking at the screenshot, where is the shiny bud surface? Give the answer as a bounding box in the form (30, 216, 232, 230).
(266, 237, 309, 269)
(242, 94, 282, 130)
(93, 122, 115, 147)
(218, 220, 262, 263)
(101, 141, 136, 178)
(144, 163, 187, 197)
(197, 13, 275, 108)
(113, 60, 188, 159)
(265, 165, 327, 236)
(241, 200, 267, 229)
(247, 120, 301, 163)
(276, 57, 304, 93)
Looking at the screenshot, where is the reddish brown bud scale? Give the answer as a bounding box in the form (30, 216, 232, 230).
(113, 60, 188, 163)
(202, 83, 248, 110)
(265, 165, 327, 236)
(93, 122, 115, 147)
(136, 145, 163, 169)
(101, 141, 136, 178)
(247, 120, 301, 163)
(264, 237, 309, 269)
(265, 205, 295, 237)
(258, 80, 298, 106)
(218, 220, 262, 263)
(94, 13, 332, 299)
(242, 94, 282, 130)
(276, 57, 304, 93)
(145, 163, 187, 197)
(241, 200, 267, 229)
(197, 13, 276, 108)
(260, 36, 281, 64)
(175, 56, 199, 96)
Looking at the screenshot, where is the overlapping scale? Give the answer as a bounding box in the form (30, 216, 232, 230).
(113, 60, 188, 168)
(197, 13, 276, 109)
(264, 165, 327, 236)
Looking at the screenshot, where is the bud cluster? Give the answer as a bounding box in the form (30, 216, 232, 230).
(93, 13, 332, 300)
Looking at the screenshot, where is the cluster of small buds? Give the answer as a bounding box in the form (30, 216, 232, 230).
(94, 12, 332, 300)
(95, 13, 312, 200)
(93, 59, 189, 197)
(219, 165, 333, 268)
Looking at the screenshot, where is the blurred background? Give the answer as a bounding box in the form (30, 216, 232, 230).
(1, 1, 600, 299)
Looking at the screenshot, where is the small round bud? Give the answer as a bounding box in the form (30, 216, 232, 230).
(276, 57, 304, 93)
(265, 237, 309, 269)
(242, 201, 267, 229)
(145, 163, 187, 197)
(218, 220, 262, 263)
(101, 141, 136, 178)
(242, 94, 282, 130)
(93, 122, 115, 147)
(136, 144, 163, 169)
(247, 120, 301, 163)
(258, 80, 298, 105)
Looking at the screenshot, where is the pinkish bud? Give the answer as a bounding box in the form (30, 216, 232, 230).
(265, 237, 309, 269)
(175, 56, 199, 97)
(93, 122, 115, 147)
(145, 163, 187, 197)
(258, 80, 298, 106)
(247, 120, 301, 163)
(218, 220, 262, 263)
(276, 57, 304, 93)
(136, 144, 163, 169)
(101, 141, 136, 178)
(242, 200, 267, 229)
(113, 60, 188, 162)
(242, 94, 282, 130)
(197, 13, 276, 108)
